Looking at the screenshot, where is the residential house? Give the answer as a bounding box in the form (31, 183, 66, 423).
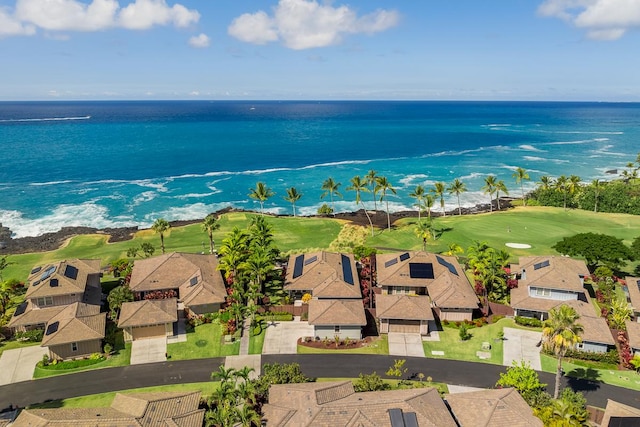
(446, 388, 543, 427)
(626, 320, 640, 356)
(262, 380, 457, 427)
(128, 252, 227, 315)
(118, 298, 178, 341)
(510, 256, 590, 321)
(12, 391, 204, 427)
(376, 294, 433, 335)
(8, 259, 102, 332)
(624, 276, 640, 322)
(41, 302, 106, 360)
(376, 251, 479, 322)
(308, 299, 367, 339)
(284, 251, 366, 339)
(599, 399, 640, 427)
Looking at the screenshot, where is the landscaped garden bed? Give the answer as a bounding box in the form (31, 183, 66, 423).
(298, 336, 377, 350)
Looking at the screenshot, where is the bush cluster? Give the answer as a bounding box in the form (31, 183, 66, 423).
(544, 348, 620, 365)
(259, 311, 293, 322)
(514, 316, 543, 328)
(442, 318, 488, 329)
(15, 329, 44, 342)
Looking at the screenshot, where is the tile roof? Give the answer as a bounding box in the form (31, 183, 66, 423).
(129, 253, 226, 305)
(446, 388, 543, 427)
(40, 302, 105, 347)
(308, 299, 366, 326)
(25, 259, 101, 300)
(263, 381, 457, 427)
(284, 252, 362, 299)
(376, 252, 478, 310)
(511, 256, 589, 292)
(601, 399, 640, 427)
(625, 276, 640, 314)
(375, 294, 434, 321)
(578, 313, 615, 346)
(626, 320, 640, 351)
(118, 298, 178, 328)
(12, 391, 203, 427)
(7, 301, 65, 329)
(510, 285, 592, 314)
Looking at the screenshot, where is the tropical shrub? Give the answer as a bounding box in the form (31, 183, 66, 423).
(515, 316, 542, 328)
(15, 329, 43, 342)
(354, 372, 390, 392)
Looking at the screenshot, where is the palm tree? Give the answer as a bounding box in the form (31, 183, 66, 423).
(482, 175, 497, 213)
(431, 182, 447, 217)
(538, 175, 553, 190)
(513, 167, 530, 206)
(151, 218, 170, 254)
(248, 182, 274, 215)
(366, 170, 379, 210)
(283, 187, 302, 217)
(423, 194, 434, 220)
(321, 177, 342, 215)
(347, 175, 374, 236)
(555, 175, 568, 210)
(242, 246, 273, 295)
(201, 214, 220, 254)
(375, 176, 396, 230)
(409, 184, 426, 221)
(236, 405, 261, 427)
(567, 175, 581, 206)
(495, 180, 508, 210)
(445, 242, 464, 257)
(448, 178, 467, 216)
(414, 221, 433, 251)
(591, 179, 603, 213)
(542, 305, 584, 399)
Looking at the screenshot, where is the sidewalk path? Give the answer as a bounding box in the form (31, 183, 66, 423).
(239, 318, 251, 356)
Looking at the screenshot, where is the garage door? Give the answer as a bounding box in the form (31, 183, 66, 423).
(388, 320, 420, 333)
(132, 324, 166, 340)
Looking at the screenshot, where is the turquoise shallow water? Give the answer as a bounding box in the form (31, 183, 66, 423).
(1, 100, 638, 237)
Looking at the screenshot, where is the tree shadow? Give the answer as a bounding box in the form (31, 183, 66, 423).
(566, 367, 602, 392)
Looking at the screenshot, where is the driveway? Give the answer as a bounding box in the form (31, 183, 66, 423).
(130, 337, 167, 365)
(388, 333, 425, 357)
(502, 327, 542, 370)
(262, 321, 314, 355)
(0, 345, 48, 385)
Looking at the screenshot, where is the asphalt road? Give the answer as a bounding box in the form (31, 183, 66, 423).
(1, 355, 639, 410)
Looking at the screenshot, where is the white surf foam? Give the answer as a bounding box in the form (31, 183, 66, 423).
(0, 115, 91, 123)
(519, 144, 546, 152)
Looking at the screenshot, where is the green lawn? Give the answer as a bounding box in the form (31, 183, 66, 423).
(248, 326, 266, 355)
(297, 335, 388, 355)
(167, 322, 240, 360)
(422, 318, 524, 365)
(540, 354, 640, 391)
(29, 382, 219, 409)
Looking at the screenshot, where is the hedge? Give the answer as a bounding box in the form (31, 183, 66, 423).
(515, 316, 543, 328)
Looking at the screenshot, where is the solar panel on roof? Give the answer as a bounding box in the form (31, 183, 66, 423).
(403, 412, 419, 427)
(533, 260, 550, 270)
(342, 254, 355, 285)
(399, 252, 410, 262)
(189, 277, 198, 286)
(304, 255, 318, 265)
(636, 280, 640, 292)
(64, 265, 78, 280)
(292, 255, 304, 279)
(30, 266, 42, 275)
(409, 262, 434, 279)
(14, 302, 27, 317)
(49, 279, 59, 287)
(384, 258, 398, 268)
(40, 266, 56, 281)
(436, 255, 458, 276)
(45, 321, 59, 336)
(388, 409, 404, 427)
(32, 280, 41, 287)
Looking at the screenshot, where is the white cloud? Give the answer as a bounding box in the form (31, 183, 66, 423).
(538, 0, 640, 40)
(188, 32, 210, 48)
(6, 0, 199, 36)
(0, 6, 35, 37)
(228, 0, 399, 50)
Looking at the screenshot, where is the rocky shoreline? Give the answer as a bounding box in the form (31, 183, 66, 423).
(0, 200, 513, 255)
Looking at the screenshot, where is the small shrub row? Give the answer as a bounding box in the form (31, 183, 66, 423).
(15, 329, 44, 342)
(543, 348, 619, 365)
(260, 312, 293, 322)
(515, 316, 543, 328)
(39, 353, 105, 370)
(442, 318, 487, 329)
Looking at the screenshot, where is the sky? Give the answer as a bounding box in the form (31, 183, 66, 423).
(1, 0, 640, 101)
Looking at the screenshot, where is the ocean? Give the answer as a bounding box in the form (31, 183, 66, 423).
(1, 101, 638, 238)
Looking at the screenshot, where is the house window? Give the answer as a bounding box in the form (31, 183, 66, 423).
(334, 326, 340, 333)
(576, 342, 584, 350)
(71, 342, 78, 352)
(36, 296, 54, 307)
(535, 288, 551, 297)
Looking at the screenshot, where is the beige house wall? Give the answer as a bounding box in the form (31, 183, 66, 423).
(48, 339, 102, 360)
(438, 309, 473, 322)
(32, 294, 82, 309)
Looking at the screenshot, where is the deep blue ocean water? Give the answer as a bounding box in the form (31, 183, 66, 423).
(1, 100, 638, 237)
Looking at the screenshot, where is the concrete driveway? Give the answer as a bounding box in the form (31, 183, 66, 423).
(0, 345, 48, 385)
(130, 337, 167, 365)
(262, 321, 314, 354)
(388, 333, 425, 357)
(503, 327, 542, 370)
